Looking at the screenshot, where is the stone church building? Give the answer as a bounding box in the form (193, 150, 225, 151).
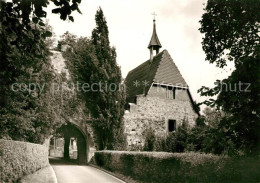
(124, 19, 199, 149)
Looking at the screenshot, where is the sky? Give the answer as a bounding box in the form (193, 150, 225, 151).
(46, 0, 234, 108)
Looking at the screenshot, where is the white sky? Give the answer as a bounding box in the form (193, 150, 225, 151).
(46, 0, 234, 106)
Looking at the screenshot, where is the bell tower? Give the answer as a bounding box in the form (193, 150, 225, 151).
(148, 12, 162, 62)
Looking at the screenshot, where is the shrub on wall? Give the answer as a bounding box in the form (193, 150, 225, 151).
(154, 121, 189, 153)
(0, 139, 49, 183)
(143, 127, 156, 151)
(153, 118, 238, 155)
(92, 151, 260, 183)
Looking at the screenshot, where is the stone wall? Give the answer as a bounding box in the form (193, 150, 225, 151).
(0, 139, 49, 183)
(124, 87, 198, 149)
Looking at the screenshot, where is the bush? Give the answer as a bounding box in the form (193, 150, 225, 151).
(129, 143, 143, 151)
(92, 151, 260, 183)
(175, 120, 189, 152)
(142, 117, 242, 155)
(155, 133, 176, 152)
(143, 127, 156, 151)
(0, 139, 49, 183)
(154, 118, 238, 155)
(187, 125, 238, 156)
(154, 120, 190, 153)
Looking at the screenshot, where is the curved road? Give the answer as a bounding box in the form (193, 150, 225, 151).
(50, 157, 125, 183)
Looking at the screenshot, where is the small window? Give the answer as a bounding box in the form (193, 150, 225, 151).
(166, 86, 172, 99)
(168, 120, 176, 132)
(166, 86, 176, 99)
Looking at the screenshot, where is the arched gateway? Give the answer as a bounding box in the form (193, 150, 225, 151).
(50, 120, 95, 165)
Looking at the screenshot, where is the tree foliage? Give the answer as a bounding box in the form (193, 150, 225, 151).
(152, 111, 237, 155)
(198, 0, 260, 154)
(63, 8, 126, 150)
(0, 0, 82, 143)
(199, 0, 259, 68)
(0, 28, 61, 143)
(91, 7, 126, 150)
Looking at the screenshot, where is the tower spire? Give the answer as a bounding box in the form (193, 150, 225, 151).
(148, 12, 162, 62)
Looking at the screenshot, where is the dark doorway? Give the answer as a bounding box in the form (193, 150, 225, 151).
(168, 119, 176, 132)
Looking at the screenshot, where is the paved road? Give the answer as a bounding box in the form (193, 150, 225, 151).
(50, 157, 125, 183)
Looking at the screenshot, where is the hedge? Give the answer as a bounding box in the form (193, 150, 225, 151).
(0, 139, 49, 183)
(92, 151, 260, 183)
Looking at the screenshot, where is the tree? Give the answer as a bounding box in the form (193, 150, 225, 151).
(56, 31, 78, 51)
(63, 8, 126, 150)
(0, 0, 82, 143)
(0, 31, 62, 143)
(203, 107, 224, 128)
(0, 0, 81, 89)
(91, 7, 126, 150)
(198, 0, 260, 154)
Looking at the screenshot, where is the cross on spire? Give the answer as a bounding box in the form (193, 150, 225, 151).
(152, 11, 157, 21)
(148, 11, 162, 62)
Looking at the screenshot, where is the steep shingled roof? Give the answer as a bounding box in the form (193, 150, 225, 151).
(125, 50, 188, 103)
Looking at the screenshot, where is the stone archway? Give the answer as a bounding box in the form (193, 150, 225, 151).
(63, 123, 87, 164)
(50, 121, 95, 165)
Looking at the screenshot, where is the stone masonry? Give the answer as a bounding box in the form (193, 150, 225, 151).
(124, 86, 198, 149)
